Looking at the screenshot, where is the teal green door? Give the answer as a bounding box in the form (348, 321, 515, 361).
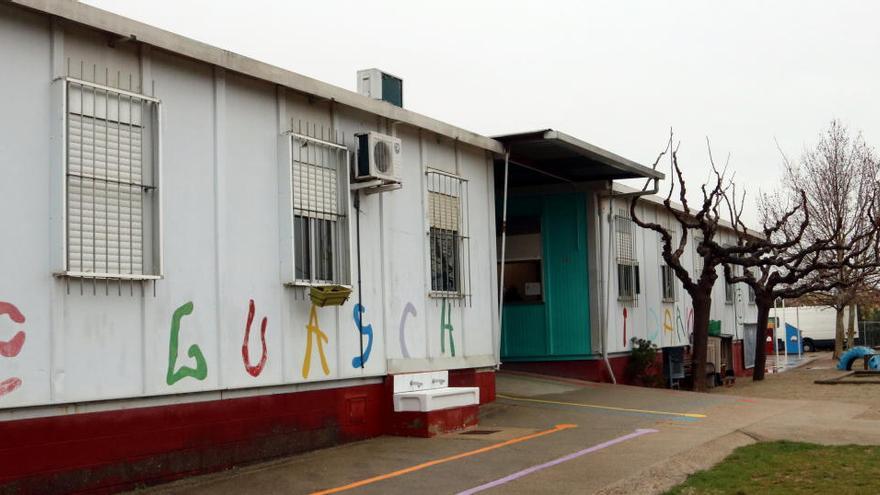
(500, 193, 591, 361)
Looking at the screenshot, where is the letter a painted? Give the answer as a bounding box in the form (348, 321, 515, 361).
(302, 304, 330, 379)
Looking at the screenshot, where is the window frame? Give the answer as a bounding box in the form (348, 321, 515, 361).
(615, 211, 639, 303)
(661, 264, 676, 302)
(426, 168, 470, 300)
(498, 215, 544, 304)
(617, 262, 640, 301)
(279, 131, 353, 287)
(725, 280, 735, 304)
(56, 77, 163, 281)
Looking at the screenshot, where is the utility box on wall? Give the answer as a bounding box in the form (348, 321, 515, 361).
(357, 68, 403, 107)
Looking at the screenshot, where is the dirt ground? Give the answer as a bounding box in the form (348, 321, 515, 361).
(713, 352, 880, 420)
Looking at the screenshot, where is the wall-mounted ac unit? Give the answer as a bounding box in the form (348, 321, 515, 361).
(355, 132, 401, 183)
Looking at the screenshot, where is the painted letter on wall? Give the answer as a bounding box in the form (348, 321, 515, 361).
(302, 304, 330, 379)
(351, 304, 373, 369)
(398, 302, 416, 359)
(663, 309, 674, 334)
(242, 299, 268, 377)
(440, 299, 455, 357)
(166, 302, 208, 385)
(0, 301, 25, 399)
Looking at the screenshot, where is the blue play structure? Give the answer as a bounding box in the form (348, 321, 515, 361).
(785, 323, 801, 354)
(838, 346, 880, 370)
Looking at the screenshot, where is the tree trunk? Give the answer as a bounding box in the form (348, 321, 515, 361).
(752, 299, 771, 381)
(847, 304, 857, 349)
(834, 307, 845, 359)
(690, 294, 712, 392)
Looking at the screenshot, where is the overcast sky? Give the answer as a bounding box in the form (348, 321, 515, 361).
(82, 0, 880, 225)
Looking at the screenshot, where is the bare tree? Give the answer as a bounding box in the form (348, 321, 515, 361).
(718, 178, 879, 380)
(777, 120, 880, 359)
(630, 138, 732, 392)
(716, 189, 832, 380)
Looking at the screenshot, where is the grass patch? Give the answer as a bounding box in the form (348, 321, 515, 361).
(665, 441, 880, 494)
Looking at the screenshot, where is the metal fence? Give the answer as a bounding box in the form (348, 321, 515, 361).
(860, 321, 880, 348)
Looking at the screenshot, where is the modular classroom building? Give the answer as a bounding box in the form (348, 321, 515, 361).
(495, 135, 759, 381)
(0, 1, 758, 492)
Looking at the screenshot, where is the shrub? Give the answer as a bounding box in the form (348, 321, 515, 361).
(626, 337, 663, 387)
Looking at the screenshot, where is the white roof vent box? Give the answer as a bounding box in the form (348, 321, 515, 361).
(357, 68, 403, 107)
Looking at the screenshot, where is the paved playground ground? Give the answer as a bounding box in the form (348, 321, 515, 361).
(135, 361, 880, 494)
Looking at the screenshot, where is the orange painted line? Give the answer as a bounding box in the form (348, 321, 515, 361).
(309, 423, 578, 495)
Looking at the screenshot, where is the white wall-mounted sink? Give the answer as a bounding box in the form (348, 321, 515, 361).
(393, 386, 479, 412)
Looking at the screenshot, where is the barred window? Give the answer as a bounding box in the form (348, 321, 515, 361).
(618, 264, 640, 299)
(615, 210, 639, 302)
(661, 264, 676, 302)
(288, 132, 351, 285)
(725, 281, 735, 304)
(64, 78, 161, 279)
(427, 170, 470, 298)
(748, 285, 756, 304)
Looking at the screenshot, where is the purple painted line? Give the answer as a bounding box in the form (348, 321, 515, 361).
(456, 428, 659, 495)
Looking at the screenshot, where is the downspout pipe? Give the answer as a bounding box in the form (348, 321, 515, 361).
(496, 151, 510, 369)
(354, 190, 364, 368)
(598, 177, 660, 384)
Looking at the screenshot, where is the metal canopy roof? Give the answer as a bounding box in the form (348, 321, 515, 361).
(495, 129, 664, 186)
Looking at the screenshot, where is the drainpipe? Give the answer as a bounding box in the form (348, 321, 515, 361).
(598, 178, 660, 384)
(596, 193, 616, 383)
(497, 151, 510, 369)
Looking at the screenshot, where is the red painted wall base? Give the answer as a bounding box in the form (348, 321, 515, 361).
(0, 384, 385, 494)
(386, 405, 480, 438)
(502, 355, 632, 384)
(0, 369, 496, 494)
(504, 343, 754, 384)
(450, 368, 496, 403)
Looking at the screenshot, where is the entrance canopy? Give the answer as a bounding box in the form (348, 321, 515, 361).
(495, 129, 665, 186)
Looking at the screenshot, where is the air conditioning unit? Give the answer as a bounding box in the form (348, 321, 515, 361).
(355, 132, 401, 182)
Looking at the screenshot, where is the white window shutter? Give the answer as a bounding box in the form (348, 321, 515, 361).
(293, 162, 338, 220)
(428, 192, 460, 231)
(67, 85, 147, 276)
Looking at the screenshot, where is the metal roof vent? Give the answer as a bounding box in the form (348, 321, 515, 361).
(357, 68, 403, 107)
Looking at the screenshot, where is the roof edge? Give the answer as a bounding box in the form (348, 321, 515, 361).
(544, 130, 665, 180)
(494, 129, 665, 181)
(12, 0, 505, 155)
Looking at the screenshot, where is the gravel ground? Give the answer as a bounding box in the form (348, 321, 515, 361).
(714, 352, 880, 419)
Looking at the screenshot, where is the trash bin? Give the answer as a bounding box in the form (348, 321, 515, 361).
(662, 346, 686, 389)
(765, 324, 776, 354)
